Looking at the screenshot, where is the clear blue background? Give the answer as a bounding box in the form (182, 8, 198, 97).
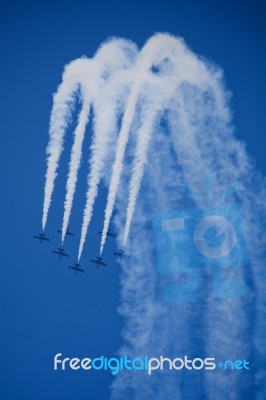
(0, 1, 265, 399)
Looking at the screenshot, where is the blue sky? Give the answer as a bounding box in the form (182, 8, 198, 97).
(1, 1, 266, 399)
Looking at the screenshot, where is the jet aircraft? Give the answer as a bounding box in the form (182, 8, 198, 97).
(98, 229, 115, 237)
(53, 248, 69, 259)
(114, 249, 129, 260)
(68, 263, 85, 274)
(91, 256, 107, 268)
(33, 233, 50, 243)
(114, 249, 124, 257)
(57, 228, 74, 236)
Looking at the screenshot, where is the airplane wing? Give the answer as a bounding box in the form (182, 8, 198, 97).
(77, 267, 85, 273)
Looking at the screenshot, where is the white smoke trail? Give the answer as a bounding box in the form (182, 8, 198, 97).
(123, 102, 162, 245)
(109, 35, 265, 399)
(42, 58, 92, 230)
(99, 34, 174, 252)
(123, 38, 209, 244)
(77, 71, 133, 260)
(77, 96, 115, 260)
(62, 40, 138, 244)
(61, 93, 91, 242)
(101, 33, 210, 253)
(99, 81, 142, 254)
(76, 40, 138, 260)
(43, 38, 137, 244)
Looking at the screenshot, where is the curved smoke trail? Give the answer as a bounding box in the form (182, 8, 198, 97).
(99, 80, 142, 254)
(109, 36, 265, 399)
(42, 59, 82, 230)
(61, 39, 137, 243)
(61, 93, 91, 243)
(123, 36, 210, 244)
(77, 42, 138, 259)
(78, 70, 134, 260)
(99, 34, 176, 253)
(43, 38, 137, 240)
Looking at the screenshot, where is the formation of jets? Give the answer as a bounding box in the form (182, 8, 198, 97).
(33, 228, 128, 276)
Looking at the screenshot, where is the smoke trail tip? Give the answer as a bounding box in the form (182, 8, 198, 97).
(41, 217, 46, 232)
(77, 245, 82, 262)
(122, 235, 127, 247)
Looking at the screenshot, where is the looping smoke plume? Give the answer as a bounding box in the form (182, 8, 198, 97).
(42, 33, 266, 399)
